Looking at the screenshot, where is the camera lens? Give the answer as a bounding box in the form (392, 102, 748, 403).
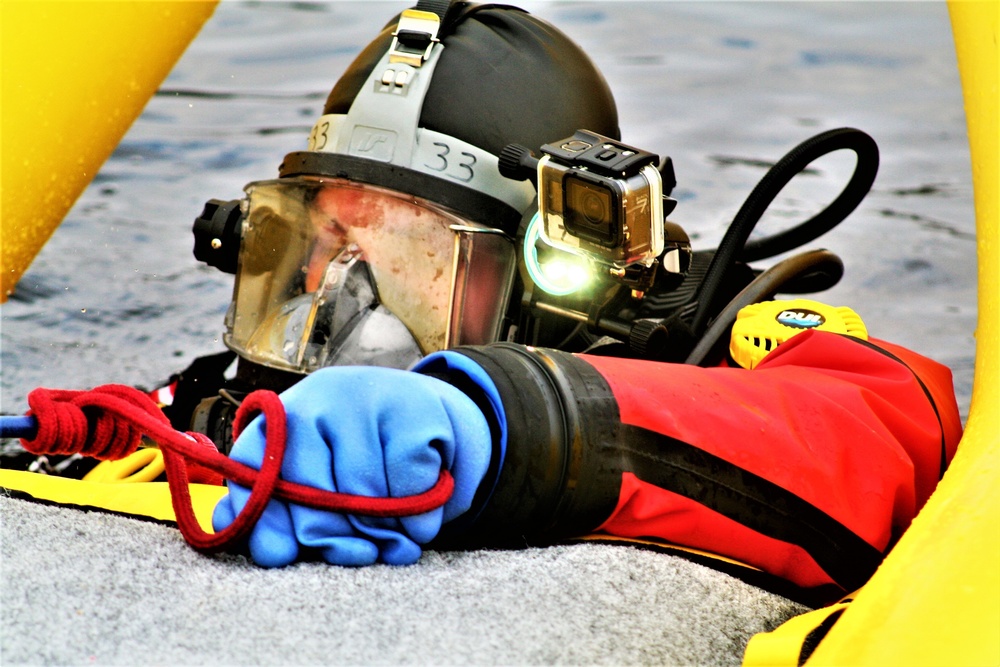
(581, 191, 607, 224)
(563, 173, 619, 247)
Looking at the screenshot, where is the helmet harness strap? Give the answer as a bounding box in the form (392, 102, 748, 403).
(305, 5, 534, 213)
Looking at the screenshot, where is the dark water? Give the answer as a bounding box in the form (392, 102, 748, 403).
(1, 1, 976, 419)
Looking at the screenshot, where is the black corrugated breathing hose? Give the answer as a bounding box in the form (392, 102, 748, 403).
(687, 128, 880, 341)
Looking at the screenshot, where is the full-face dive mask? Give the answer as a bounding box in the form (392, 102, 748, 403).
(193, 1, 622, 380)
(219, 176, 519, 373)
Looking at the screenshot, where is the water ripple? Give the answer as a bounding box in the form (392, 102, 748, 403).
(800, 50, 909, 69)
(157, 88, 326, 101)
(878, 209, 976, 240)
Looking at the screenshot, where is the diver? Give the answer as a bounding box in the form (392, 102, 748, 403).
(12, 0, 963, 605)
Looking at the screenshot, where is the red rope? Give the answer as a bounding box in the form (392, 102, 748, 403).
(20, 385, 454, 554)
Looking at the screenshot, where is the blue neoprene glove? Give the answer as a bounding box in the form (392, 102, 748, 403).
(212, 365, 493, 567)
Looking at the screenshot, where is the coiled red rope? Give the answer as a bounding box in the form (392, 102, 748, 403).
(19, 385, 454, 553)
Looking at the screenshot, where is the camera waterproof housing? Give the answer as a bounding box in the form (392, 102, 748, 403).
(537, 130, 666, 267)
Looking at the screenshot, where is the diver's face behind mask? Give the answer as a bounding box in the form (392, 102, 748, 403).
(224, 177, 516, 373)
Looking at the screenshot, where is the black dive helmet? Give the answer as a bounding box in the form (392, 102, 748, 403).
(293, 1, 620, 230)
(194, 0, 623, 391)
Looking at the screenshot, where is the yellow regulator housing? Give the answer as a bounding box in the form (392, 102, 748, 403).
(730, 299, 868, 370)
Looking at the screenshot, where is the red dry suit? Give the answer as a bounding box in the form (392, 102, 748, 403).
(427, 329, 962, 602)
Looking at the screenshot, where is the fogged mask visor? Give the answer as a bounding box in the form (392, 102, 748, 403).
(224, 178, 516, 373)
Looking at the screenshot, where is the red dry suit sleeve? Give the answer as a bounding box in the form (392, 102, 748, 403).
(431, 332, 961, 600)
(583, 330, 961, 592)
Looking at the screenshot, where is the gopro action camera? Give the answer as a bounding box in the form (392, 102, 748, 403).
(537, 130, 667, 267)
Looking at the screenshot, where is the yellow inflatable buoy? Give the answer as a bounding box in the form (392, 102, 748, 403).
(746, 2, 999, 665)
(1, 1, 218, 301)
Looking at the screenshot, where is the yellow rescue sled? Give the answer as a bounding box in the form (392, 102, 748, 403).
(1, 2, 996, 664)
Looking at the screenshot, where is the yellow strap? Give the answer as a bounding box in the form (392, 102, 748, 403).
(0, 469, 225, 533)
(83, 448, 166, 484)
(742, 603, 849, 667)
(576, 533, 765, 571)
